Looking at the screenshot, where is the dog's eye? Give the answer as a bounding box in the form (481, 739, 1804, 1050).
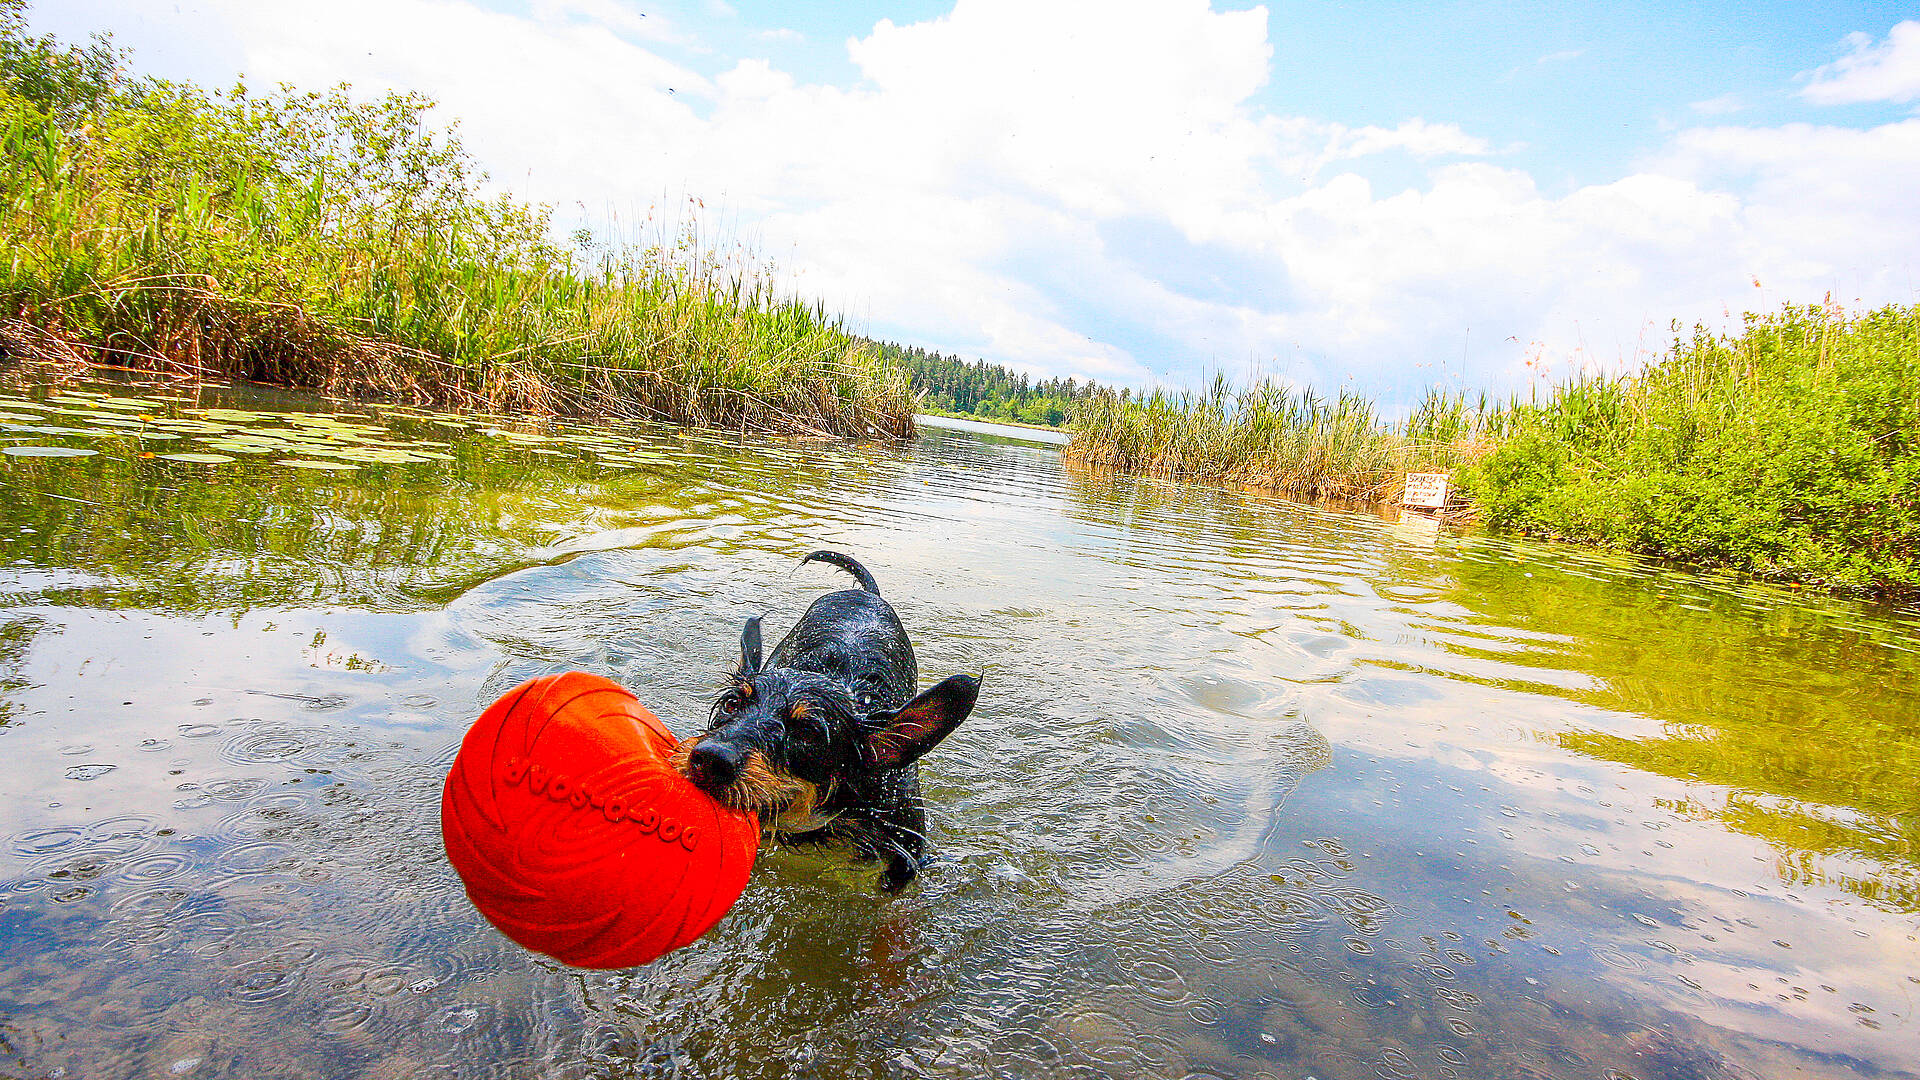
(718, 696, 741, 715)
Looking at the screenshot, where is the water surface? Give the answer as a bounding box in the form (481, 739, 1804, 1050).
(1, 381, 1916, 1079)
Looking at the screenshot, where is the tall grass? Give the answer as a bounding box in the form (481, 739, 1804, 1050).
(1067, 375, 1485, 502)
(0, 44, 912, 437)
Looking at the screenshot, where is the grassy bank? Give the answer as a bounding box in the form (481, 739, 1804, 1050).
(1067, 304, 1920, 601)
(0, 6, 912, 438)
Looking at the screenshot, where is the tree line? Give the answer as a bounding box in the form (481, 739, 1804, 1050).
(871, 340, 1114, 428)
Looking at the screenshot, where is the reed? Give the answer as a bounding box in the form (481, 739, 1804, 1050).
(0, 63, 912, 438)
(1067, 375, 1487, 502)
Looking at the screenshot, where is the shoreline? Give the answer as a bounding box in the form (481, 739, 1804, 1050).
(915, 412, 1069, 445)
(914, 407, 1069, 435)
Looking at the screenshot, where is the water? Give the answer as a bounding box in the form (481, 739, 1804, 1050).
(915, 413, 1070, 445)
(1, 380, 1917, 1080)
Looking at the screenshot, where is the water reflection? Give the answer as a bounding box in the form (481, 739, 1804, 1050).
(0, 381, 1916, 1079)
(1426, 545, 1920, 913)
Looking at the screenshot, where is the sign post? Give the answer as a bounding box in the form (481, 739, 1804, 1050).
(1402, 472, 1450, 510)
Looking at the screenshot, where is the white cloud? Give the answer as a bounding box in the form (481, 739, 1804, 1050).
(529, 0, 675, 44)
(1801, 21, 1920, 106)
(1689, 93, 1744, 116)
(45, 1, 1920, 399)
(1268, 117, 1492, 179)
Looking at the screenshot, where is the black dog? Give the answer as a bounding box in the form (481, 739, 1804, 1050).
(674, 551, 980, 891)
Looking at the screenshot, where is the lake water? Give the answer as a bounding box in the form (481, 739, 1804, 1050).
(1, 380, 1917, 1080)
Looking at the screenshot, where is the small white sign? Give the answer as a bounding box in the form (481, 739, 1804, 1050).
(1402, 472, 1450, 509)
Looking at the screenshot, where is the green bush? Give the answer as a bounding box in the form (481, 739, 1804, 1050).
(0, 0, 121, 122)
(1462, 305, 1920, 600)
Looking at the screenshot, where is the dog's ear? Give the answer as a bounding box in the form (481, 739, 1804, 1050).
(864, 673, 980, 770)
(736, 616, 763, 677)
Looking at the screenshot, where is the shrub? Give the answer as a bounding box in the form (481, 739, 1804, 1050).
(1461, 304, 1920, 600)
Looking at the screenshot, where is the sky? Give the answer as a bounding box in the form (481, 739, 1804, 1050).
(31, 1, 1920, 404)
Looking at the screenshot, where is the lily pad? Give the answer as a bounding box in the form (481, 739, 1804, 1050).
(157, 453, 237, 464)
(320, 447, 421, 464)
(276, 458, 360, 471)
(195, 409, 272, 422)
(4, 445, 97, 458)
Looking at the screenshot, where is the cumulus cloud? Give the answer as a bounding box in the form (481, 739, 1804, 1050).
(1801, 21, 1920, 106)
(48, 1, 1920, 399)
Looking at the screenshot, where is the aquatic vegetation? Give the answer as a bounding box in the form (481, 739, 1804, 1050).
(0, 382, 711, 485)
(0, 6, 912, 438)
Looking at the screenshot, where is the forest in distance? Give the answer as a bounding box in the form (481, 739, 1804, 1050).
(874, 340, 1099, 429)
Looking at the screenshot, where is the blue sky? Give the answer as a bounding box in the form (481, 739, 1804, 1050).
(33, 1, 1920, 404)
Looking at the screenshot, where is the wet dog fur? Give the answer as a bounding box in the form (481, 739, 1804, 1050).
(672, 551, 980, 891)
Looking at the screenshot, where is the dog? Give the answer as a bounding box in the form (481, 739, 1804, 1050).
(673, 551, 980, 892)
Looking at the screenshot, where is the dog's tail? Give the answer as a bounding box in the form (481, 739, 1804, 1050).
(800, 550, 880, 594)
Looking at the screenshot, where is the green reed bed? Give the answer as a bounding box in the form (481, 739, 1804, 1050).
(0, 9, 912, 438)
(1067, 375, 1478, 502)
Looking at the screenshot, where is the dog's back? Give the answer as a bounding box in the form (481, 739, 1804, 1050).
(771, 553, 918, 713)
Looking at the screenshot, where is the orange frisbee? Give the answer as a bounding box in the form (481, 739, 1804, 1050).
(441, 672, 759, 968)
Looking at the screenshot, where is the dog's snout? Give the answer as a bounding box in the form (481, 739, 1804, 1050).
(686, 740, 745, 791)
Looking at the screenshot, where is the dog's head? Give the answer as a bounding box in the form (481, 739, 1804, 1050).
(673, 617, 979, 827)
